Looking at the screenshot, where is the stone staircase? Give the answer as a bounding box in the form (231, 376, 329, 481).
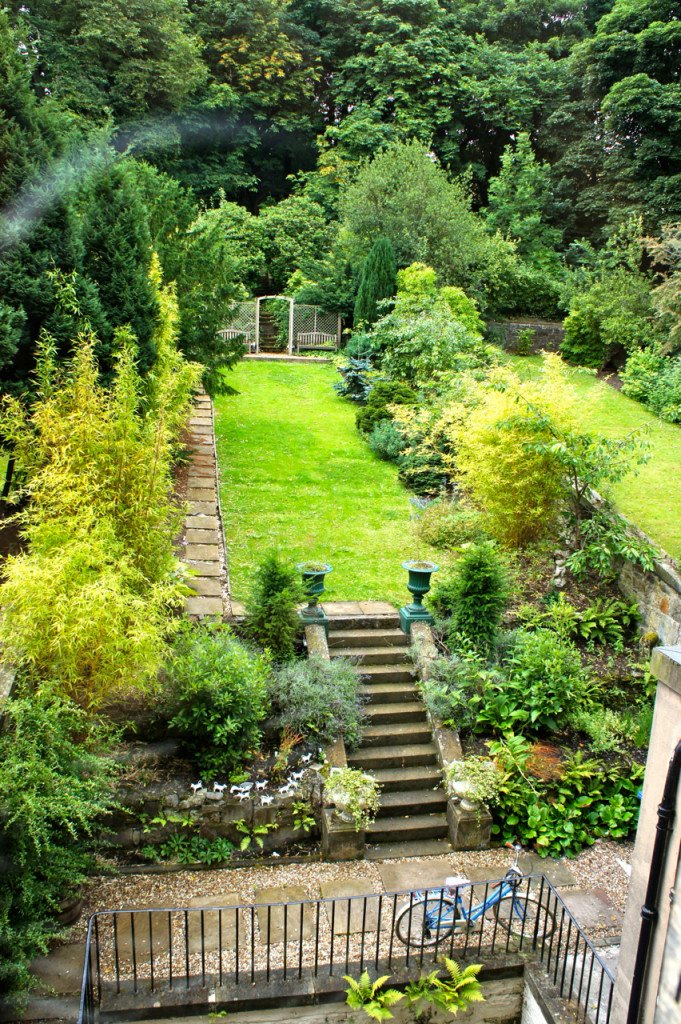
(328, 611, 451, 860)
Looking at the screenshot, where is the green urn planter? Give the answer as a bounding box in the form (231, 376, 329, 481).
(399, 559, 439, 634)
(297, 561, 333, 629)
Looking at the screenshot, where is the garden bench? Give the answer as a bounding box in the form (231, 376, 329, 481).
(218, 328, 256, 353)
(295, 331, 338, 353)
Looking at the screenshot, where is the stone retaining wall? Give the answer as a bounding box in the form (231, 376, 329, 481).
(619, 557, 681, 646)
(106, 742, 322, 856)
(487, 319, 565, 353)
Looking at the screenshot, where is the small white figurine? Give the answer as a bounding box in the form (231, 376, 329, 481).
(213, 782, 226, 793)
(190, 781, 203, 793)
(260, 794, 274, 806)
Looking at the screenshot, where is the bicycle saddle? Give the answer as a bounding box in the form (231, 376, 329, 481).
(444, 876, 469, 887)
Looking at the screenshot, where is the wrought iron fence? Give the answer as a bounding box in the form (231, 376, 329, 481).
(77, 875, 614, 1024)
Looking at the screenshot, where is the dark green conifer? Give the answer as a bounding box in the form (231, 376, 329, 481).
(353, 236, 397, 329)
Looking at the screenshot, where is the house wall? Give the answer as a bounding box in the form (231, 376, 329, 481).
(612, 647, 681, 1023)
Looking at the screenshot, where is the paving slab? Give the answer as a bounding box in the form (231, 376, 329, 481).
(519, 852, 577, 888)
(185, 893, 240, 953)
(30, 943, 85, 995)
(113, 907, 170, 962)
(186, 515, 219, 530)
(254, 887, 315, 943)
(378, 857, 454, 894)
(560, 888, 622, 933)
(185, 544, 221, 561)
(187, 561, 222, 577)
(185, 596, 224, 617)
(188, 501, 218, 516)
(186, 529, 220, 545)
(358, 601, 398, 614)
(187, 489, 217, 502)
(319, 880, 381, 934)
(322, 601, 364, 616)
(188, 577, 223, 597)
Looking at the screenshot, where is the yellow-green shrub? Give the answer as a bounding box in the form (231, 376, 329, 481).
(0, 266, 201, 705)
(0, 520, 176, 706)
(454, 356, 576, 546)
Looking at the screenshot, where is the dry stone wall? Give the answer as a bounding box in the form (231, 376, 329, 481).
(487, 319, 565, 353)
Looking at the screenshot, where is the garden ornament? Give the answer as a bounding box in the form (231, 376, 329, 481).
(260, 794, 274, 806)
(213, 782, 227, 793)
(190, 781, 203, 793)
(255, 780, 268, 791)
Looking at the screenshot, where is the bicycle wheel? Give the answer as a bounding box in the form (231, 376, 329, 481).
(395, 897, 457, 948)
(493, 894, 556, 944)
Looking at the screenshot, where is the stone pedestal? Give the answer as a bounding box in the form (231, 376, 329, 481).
(321, 808, 365, 861)
(447, 799, 493, 851)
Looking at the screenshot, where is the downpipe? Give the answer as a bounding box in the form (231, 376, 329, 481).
(626, 739, 681, 1024)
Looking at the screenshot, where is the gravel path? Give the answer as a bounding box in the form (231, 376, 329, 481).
(74, 838, 634, 935)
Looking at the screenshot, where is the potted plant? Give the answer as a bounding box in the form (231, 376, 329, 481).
(400, 559, 439, 632)
(323, 767, 381, 831)
(296, 561, 333, 624)
(445, 757, 501, 811)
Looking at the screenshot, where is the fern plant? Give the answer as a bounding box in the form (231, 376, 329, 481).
(343, 972, 404, 1021)
(405, 959, 484, 1017)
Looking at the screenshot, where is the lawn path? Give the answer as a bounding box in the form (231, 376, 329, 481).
(508, 357, 681, 561)
(214, 362, 434, 604)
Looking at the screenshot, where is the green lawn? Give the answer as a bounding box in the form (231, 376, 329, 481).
(507, 355, 681, 561)
(214, 362, 434, 604)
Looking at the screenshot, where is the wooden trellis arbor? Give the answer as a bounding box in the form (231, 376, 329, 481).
(218, 296, 341, 355)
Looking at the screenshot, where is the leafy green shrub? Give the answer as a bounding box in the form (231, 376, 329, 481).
(415, 499, 487, 550)
(514, 328, 535, 356)
(167, 622, 271, 776)
(569, 707, 637, 753)
(418, 654, 508, 733)
(439, 542, 510, 655)
(502, 629, 586, 732)
(271, 655, 364, 748)
(620, 347, 666, 404)
(244, 552, 302, 663)
(648, 355, 681, 423)
(0, 689, 118, 998)
(561, 269, 658, 368)
(489, 735, 643, 856)
(344, 333, 380, 360)
(367, 420, 406, 462)
(566, 510, 658, 580)
(355, 380, 416, 433)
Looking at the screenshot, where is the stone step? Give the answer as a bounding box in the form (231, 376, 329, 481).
(365, 837, 453, 861)
(361, 722, 432, 748)
(377, 788, 448, 818)
(367, 813, 449, 843)
(365, 701, 427, 724)
(373, 764, 443, 792)
(360, 664, 416, 684)
(328, 628, 408, 649)
(347, 743, 438, 770)
(359, 682, 418, 704)
(331, 646, 410, 665)
(325, 614, 401, 631)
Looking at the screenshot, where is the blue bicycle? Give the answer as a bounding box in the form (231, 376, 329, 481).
(394, 844, 556, 947)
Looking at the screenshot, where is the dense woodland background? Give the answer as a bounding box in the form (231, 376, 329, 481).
(0, 0, 680, 396)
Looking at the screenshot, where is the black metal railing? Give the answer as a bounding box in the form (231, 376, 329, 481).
(77, 875, 615, 1024)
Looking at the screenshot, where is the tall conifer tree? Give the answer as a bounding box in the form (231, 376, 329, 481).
(353, 236, 397, 329)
